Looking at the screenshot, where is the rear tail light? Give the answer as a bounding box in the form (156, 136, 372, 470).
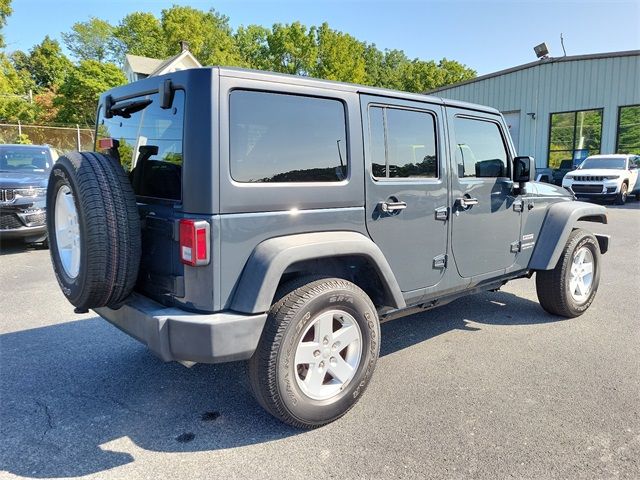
(179, 219, 210, 266)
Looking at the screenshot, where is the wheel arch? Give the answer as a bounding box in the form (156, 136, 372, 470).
(528, 201, 608, 271)
(230, 231, 406, 314)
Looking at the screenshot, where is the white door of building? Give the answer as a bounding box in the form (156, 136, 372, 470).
(502, 110, 520, 153)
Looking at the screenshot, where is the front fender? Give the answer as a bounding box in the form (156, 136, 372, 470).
(528, 201, 607, 270)
(230, 231, 405, 314)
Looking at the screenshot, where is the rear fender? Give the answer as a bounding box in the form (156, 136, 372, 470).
(230, 231, 405, 314)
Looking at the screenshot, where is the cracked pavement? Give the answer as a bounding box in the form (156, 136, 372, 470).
(0, 203, 639, 479)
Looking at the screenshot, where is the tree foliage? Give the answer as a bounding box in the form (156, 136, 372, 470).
(55, 60, 126, 126)
(27, 36, 73, 91)
(0, 0, 11, 48)
(61, 17, 119, 63)
(0, 3, 475, 131)
(115, 12, 168, 59)
(161, 6, 241, 66)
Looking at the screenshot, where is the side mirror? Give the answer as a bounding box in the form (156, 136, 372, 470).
(514, 156, 535, 183)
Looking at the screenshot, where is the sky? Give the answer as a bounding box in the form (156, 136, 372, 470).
(3, 0, 640, 75)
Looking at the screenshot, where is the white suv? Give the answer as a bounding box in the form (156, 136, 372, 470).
(562, 154, 640, 204)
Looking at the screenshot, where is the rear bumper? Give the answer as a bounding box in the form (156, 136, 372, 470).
(95, 294, 267, 364)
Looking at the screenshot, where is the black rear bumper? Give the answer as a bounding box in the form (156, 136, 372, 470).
(95, 294, 267, 364)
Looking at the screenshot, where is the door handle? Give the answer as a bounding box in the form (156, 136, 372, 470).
(379, 200, 407, 213)
(456, 197, 479, 209)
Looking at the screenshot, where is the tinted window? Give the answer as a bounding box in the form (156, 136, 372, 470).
(454, 117, 508, 178)
(369, 106, 438, 179)
(580, 157, 626, 170)
(98, 90, 185, 201)
(230, 91, 347, 183)
(0, 146, 52, 172)
(369, 107, 386, 178)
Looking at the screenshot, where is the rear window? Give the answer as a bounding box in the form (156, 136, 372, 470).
(230, 90, 347, 183)
(97, 89, 185, 201)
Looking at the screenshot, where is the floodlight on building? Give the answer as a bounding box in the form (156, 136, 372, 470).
(534, 43, 550, 59)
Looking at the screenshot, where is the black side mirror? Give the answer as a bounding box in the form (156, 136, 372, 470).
(514, 156, 535, 183)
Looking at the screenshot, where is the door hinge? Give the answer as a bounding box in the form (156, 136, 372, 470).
(513, 200, 524, 212)
(434, 206, 448, 221)
(433, 254, 447, 268)
(510, 241, 521, 253)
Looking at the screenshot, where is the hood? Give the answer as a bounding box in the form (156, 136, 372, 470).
(0, 171, 49, 189)
(532, 181, 573, 198)
(566, 168, 624, 177)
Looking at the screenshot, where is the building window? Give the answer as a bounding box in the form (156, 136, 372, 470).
(548, 109, 603, 169)
(616, 105, 640, 155)
(229, 90, 347, 183)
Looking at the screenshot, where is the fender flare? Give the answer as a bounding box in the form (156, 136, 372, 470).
(230, 231, 405, 314)
(528, 201, 607, 271)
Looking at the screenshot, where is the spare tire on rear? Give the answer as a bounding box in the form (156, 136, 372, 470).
(47, 151, 141, 311)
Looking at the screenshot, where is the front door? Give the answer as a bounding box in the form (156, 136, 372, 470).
(361, 95, 448, 292)
(447, 109, 522, 278)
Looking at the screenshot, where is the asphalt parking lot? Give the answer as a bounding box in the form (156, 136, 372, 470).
(1, 203, 639, 479)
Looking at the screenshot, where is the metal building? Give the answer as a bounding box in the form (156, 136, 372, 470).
(430, 50, 640, 169)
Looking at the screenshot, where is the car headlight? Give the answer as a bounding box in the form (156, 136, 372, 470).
(603, 175, 619, 180)
(13, 187, 47, 198)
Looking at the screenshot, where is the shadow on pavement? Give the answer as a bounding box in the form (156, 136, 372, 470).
(0, 290, 561, 478)
(0, 238, 46, 256)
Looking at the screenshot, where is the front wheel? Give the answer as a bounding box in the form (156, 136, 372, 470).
(248, 277, 380, 428)
(615, 183, 628, 205)
(535, 228, 601, 318)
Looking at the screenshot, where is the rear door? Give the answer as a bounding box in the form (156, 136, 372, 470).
(447, 108, 522, 278)
(97, 87, 187, 301)
(361, 95, 448, 292)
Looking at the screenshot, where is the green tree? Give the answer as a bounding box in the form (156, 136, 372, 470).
(267, 22, 317, 75)
(16, 132, 31, 144)
(55, 60, 126, 126)
(28, 36, 72, 91)
(0, 53, 37, 122)
(437, 58, 476, 87)
(235, 24, 271, 70)
(378, 49, 410, 90)
(115, 12, 168, 60)
(161, 6, 241, 66)
(398, 59, 441, 93)
(62, 17, 119, 63)
(0, 0, 11, 48)
(313, 23, 366, 83)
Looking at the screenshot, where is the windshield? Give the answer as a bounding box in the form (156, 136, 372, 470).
(0, 146, 52, 173)
(579, 157, 626, 170)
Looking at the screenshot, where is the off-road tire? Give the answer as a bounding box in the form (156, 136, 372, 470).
(535, 228, 600, 318)
(615, 182, 628, 205)
(248, 277, 380, 429)
(47, 151, 140, 311)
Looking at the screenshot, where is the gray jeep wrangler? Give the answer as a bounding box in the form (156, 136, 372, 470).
(47, 67, 609, 428)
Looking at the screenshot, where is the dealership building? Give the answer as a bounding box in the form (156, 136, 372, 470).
(430, 50, 640, 169)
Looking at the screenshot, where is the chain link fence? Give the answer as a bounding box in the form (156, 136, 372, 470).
(0, 123, 95, 152)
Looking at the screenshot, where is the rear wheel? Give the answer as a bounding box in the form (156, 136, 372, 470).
(47, 151, 141, 311)
(535, 228, 600, 318)
(248, 277, 380, 428)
